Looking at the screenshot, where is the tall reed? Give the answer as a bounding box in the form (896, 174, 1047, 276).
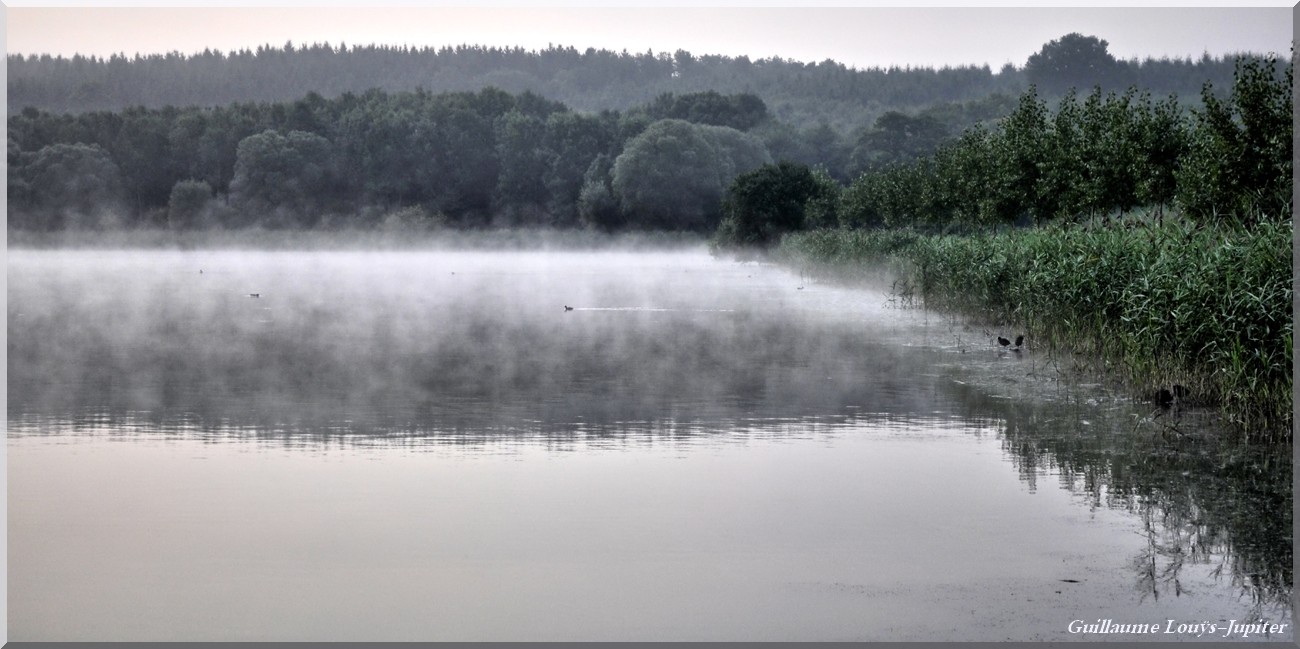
(779, 220, 1293, 440)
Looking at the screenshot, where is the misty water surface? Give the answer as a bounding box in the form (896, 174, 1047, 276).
(8, 247, 1292, 641)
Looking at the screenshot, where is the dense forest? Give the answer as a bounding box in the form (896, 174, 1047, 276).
(10, 33, 1254, 130)
(9, 87, 783, 230)
(11, 43, 1023, 132)
(7, 33, 1286, 235)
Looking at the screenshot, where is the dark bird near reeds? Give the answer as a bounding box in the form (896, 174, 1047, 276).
(1156, 389, 1174, 408)
(997, 336, 1011, 347)
(1014, 335, 1024, 348)
(1156, 385, 1190, 408)
(564, 305, 574, 311)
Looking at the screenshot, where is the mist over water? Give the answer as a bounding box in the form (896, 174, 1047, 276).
(9, 248, 957, 442)
(8, 247, 1292, 641)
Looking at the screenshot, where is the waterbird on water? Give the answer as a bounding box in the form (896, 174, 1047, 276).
(564, 305, 574, 311)
(249, 293, 260, 298)
(997, 336, 1011, 347)
(1014, 334, 1024, 348)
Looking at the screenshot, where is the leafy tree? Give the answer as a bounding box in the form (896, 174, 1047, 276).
(285, 91, 332, 134)
(1177, 57, 1293, 223)
(1025, 33, 1128, 94)
(803, 167, 842, 229)
(696, 123, 772, 181)
(167, 179, 215, 229)
(334, 92, 438, 211)
(1077, 88, 1144, 217)
(229, 129, 338, 227)
(1038, 90, 1086, 220)
(611, 119, 770, 231)
(755, 120, 852, 181)
(1132, 94, 1185, 213)
(849, 111, 949, 173)
(112, 107, 177, 216)
(640, 91, 769, 130)
(492, 109, 550, 225)
(933, 126, 998, 225)
(996, 87, 1049, 223)
(576, 153, 622, 231)
(838, 171, 887, 230)
(10, 142, 126, 229)
(541, 111, 617, 226)
(752, 120, 806, 167)
(432, 105, 500, 224)
(715, 161, 820, 248)
(8, 132, 30, 214)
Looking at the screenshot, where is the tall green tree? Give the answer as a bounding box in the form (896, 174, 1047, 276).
(849, 111, 949, 173)
(1177, 57, 1293, 223)
(803, 167, 842, 230)
(576, 153, 622, 231)
(10, 142, 127, 229)
(541, 111, 617, 226)
(1025, 33, 1128, 94)
(492, 109, 550, 225)
(715, 161, 821, 248)
(167, 179, 216, 229)
(230, 129, 339, 227)
(1132, 94, 1185, 213)
(611, 119, 770, 231)
(112, 107, 176, 217)
(993, 88, 1049, 223)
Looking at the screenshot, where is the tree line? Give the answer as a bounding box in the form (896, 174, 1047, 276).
(9, 34, 1288, 236)
(9, 34, 1257, 134)
(716, 56, 1293, 248)
(8, 88, 782, 232)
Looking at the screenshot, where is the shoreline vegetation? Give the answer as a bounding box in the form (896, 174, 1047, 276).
(776, 217, 1293, 441)
(708, 57, 1293, 442)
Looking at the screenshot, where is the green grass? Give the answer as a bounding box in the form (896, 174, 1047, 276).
(779, 219, 1294, 440)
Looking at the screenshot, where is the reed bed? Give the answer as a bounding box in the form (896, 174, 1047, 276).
(779, 220, 1293, 440)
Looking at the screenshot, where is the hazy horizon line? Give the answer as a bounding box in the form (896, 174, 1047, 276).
(8, 6, 1292, 72)
(8, 37, 1286, 73)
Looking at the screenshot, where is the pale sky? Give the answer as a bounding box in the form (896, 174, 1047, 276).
(4, 5, 1294, 70)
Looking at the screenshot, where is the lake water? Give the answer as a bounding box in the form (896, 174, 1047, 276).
(7, 247, 1292, 641)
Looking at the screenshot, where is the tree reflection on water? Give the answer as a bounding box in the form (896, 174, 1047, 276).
(943, 377, 1292, 623)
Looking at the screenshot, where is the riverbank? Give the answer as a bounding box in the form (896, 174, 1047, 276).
(777, 218, 1293, 439)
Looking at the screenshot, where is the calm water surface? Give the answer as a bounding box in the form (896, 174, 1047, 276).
(7, 248, 1292, 641)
